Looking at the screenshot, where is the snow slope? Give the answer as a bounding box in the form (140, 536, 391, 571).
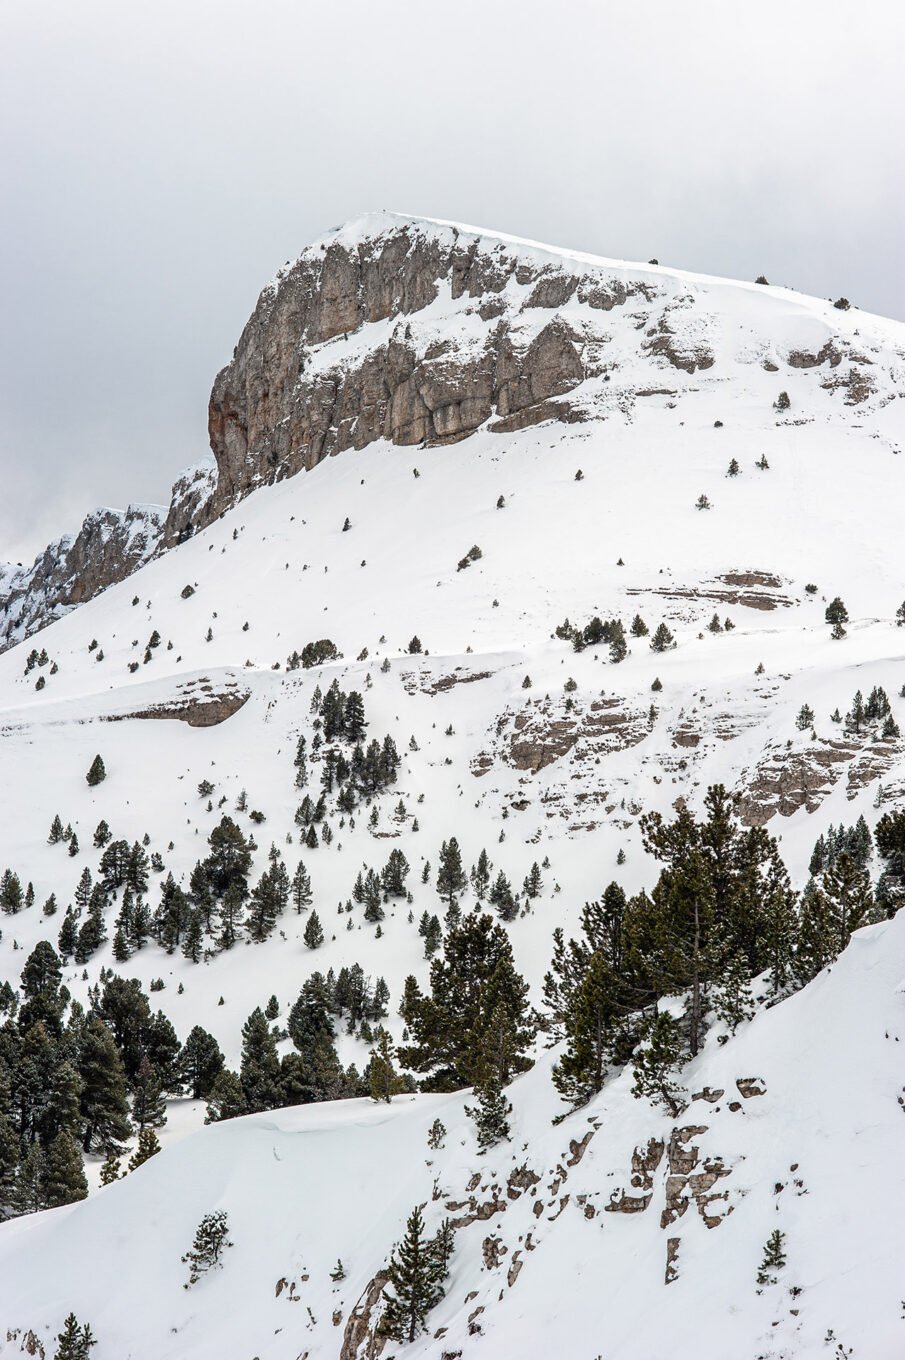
(0, 218, 904, 1357)
(2, 910, 903, 1360)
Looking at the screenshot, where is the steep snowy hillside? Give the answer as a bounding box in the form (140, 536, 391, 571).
(1, 217, 904, 1360)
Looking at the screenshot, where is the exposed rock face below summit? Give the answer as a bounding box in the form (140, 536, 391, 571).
(2, 212, 898, 653)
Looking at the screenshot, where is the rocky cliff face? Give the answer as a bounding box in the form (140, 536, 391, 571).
(3, 212, 896, 652)
(0, 504, 163, 651)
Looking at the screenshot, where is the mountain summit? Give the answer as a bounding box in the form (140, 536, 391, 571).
(2, 213, 900, 650)
(0, 218, 903, 1359)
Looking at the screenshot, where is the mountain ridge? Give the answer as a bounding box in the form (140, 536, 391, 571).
(3, 213, 901, 654)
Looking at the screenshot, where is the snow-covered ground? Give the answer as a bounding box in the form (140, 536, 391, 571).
(1, 221, 904, 1358)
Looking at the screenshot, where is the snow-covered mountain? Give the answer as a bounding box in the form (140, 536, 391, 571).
(1, 215, 904, 1360)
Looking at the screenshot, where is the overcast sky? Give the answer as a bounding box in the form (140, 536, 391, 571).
(1, 0, 903, 563)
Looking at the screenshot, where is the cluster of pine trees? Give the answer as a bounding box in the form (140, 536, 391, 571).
(205, 976, 386, 1122)
(556, 613, 675, 659)
(545, 785, 892, 1115)
(0, 944, 224, 1219)
(400, 910, 533, 1148)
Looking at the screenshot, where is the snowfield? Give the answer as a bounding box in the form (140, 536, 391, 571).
(1, 216, 904, 1358)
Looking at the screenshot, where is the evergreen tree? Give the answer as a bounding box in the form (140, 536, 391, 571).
(422, 914, 442, 959)
(285, 976, 345, 1103)
(291, 861, 312, 913)
(400, 912, 533, 1091)
(132, 1055, 167, 1131)
(650, 622, 675, 652)
(217, 881, 244, 950)
(712, 950, 755, 1031)
(77, 1016, 132, 1153)
(380, 1205, 447, 1343)
(470, 848, 491, 900)
(523, 861, 543, 899)
(179, 1026, 225, 1099)
(204, 1070, 247, 1123)
(436, 837, 467, 904)
(381, 848, 410, 897)
(369, 1027, 404, 1103)
(53, 1313, 96, 1360)
(630, 1011, 685, 1116)
(13, 1142, 46, 1215)
(239, 1008, 282, 1112)
(86, 755, 106, 786)
(609, 619, 627, 663)
(821, 850, 873, 953)
(204, 816, 252, 898)
(303, 910, 324, 949)
(825, 597, 849, 628)
(552, 949, 617, 1108)
(756, 1229, 787, 1289)
(245, 869, 281, 943)
(630, 614, 648, 637)
(489, 870, 517, 921)
(58, 910, 78, 960)
(465, 1077, 512, 1151)
(344, 691, 367, 743)
(42, 1131, 88, 1208)
(127, 1126, 161, 1172)
(48, 813, 65, 844)
(182, 1210, 232, 1285)
(99, 1151, 121, 1185)
(182, 908, 204, 963)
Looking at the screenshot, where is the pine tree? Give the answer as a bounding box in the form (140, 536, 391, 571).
(631, 1011, 685, 1116)
(42, 1131, 88, 1208)
(132, 1055, 167, 1131)
(756, 1229, 787, 1288)
(630, 614, 649, 637)
(13, 1142, 46, 1215)
(380, 1206, 447, 1343)
(489, 870, 517, 921)
(183, 1210, 233, 1285)
(825, 597, 849, 628)
(436, 837, 467, 904)
(303, 909, 324, 949)
(217, 880, 243, 950)
(523, 861, 543, 899)
(381, 848, 410, 898)
(552, 949, 617, 1108)
(422, 914, 442, 959)
(470, 848, 491, 899)
(77, 1016, 132, 1153)
(650, 622, 675, 652)
(99, 1151, 121, 1185)
(465, 1078, 512, 1151)
(204, 1070, 247, 1123)
(53, 1313, 97, 1360)
(179, 1026, 225, 1099)
(427, 1118, 446, 1150)
(86, 754, 106, 786)
(239, 1008, 282, 1112)
(128, 1126, 161, 1172)
(712, 950, 755, 1031)
(369, 1027, 404, 1103)
(609, 619, 627, 663)
(291, 861, 312, 913)
(48, 813, 65, 844)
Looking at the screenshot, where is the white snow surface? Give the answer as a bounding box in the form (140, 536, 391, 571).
(0, 219, 904, 1357)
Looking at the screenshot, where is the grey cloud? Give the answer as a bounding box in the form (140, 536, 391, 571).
(1, 0, 902, 560)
